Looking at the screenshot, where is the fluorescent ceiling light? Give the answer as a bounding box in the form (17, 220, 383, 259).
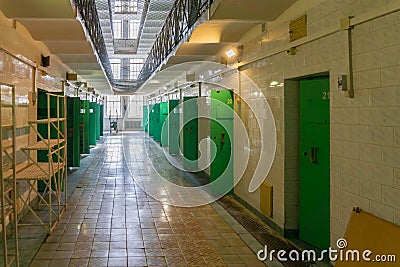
(225, 49, 236, 58)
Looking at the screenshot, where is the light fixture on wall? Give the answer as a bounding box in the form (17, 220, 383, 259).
(41, 55, 50, 67)
(269, 81, 279, 87)
(224, 45, 243, 63)
(225, 49, 236, 58)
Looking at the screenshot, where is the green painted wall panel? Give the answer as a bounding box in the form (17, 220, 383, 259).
(168, 100, 179, 155)
(299, 77, 330, 250)
(210, 90, 234, 195)
(183, 96, 198, 170)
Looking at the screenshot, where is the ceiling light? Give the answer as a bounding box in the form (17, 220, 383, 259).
(270, 81, 279, 86)
(225, 49, 236, 58)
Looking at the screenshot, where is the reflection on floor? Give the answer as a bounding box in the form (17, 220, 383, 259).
(27, 132, 266, 267)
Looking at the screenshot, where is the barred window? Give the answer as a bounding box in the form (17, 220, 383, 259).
(110, 58, 121, 79)
(129, 58, 143, 80)
(113, 20, 122, 39)
(115, 0, 138, 14)
(106, 95, 121, 118)
(129, 20, 140, 39)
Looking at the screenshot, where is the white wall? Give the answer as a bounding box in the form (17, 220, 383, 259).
(0, 9, 71, 221)
(222, 0, 400, 246)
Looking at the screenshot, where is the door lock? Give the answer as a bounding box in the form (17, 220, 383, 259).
(220, 133, 225, 143)
(310, 147, 317, 164)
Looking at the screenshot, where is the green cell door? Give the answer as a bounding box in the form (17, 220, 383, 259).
(152, 103, 161, 142)
(37, 89, 64, 162)
(299, 77, 330, 250)
(89, 102, 97, 146)
(37, 90, 64, 191)
(210, 90, 234, 195)
(160, 102, 168, 147)
(80, 100, 90, 154)
(95, 103, 100, 140)
(148, 104, 154, 136)
(100, 104, 104, 136)
(183, 96, 198, 170)
(168, 100, 179, 155)
(67, 97, 80, 167)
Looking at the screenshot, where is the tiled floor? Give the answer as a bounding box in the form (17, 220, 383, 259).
(29, 133, 266, 266)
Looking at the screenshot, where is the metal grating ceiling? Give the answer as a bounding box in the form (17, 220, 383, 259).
(137, 0, 175, 55)
(94, 0, 174, 60)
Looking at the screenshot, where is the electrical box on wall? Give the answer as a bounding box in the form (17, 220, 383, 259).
(338, 75, 347, 91)
(66, 72, 78, 81)
(260, 182, 273, 218)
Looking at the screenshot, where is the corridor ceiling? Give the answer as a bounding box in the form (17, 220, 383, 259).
(138, 0, 297, 94)
(0, 0, 297, 95)
(0, 0, 112, 93)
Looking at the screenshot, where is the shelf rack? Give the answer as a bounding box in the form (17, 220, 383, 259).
(18, 93, 67, 233)
(0, 83, 19, 267)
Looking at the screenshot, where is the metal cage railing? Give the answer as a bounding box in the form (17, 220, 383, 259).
(73, 0, 214, 92)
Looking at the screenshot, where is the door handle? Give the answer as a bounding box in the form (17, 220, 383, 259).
(189, 126, 193, 134)
(310, 147, 317, 164)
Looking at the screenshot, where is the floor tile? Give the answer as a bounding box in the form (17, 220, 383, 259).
(29, 259, 50, 267)
(27, 134, 267, 267)
(128, 256, 147, 266)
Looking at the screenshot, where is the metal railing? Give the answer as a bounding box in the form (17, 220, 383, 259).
(135, 0, 150, 50)
(74, 0, 113, 85)
(137, 0, 214, 83)
(73, 0, 214, 92)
